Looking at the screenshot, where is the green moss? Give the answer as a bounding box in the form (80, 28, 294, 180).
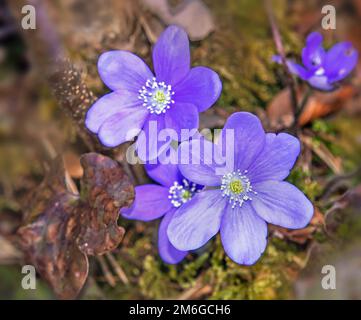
(287, 167, 322, 201)
(197, 0, 302, 112)
(312, 119, 335, 135)
(139, 255, 177, 299)
(205, 238, 298, 300)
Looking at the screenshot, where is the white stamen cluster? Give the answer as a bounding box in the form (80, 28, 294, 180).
(138, 77, 175, 115)
(314, 67, 325, 76)
(168, 179, 198, 208)
(221, 169, 256, 209)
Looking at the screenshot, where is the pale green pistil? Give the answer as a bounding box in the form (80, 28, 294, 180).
(154, 90, 166, 104)
(182, 190, 191, 201)
(229, 180, 244, 194)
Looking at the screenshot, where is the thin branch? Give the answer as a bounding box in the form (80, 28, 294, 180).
(318, 166, 361, 201)
(97, 256, 116, 287)
(105, 253, 129, 285)
(264, 0, 298, 116)
(294, 87, 313, 126)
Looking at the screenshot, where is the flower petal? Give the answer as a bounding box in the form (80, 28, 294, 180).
(121, 185, 172, 221)
(158, 209, 188, 264)
(145, 162, 182, 187)
(178, 138, 223, 187)
(273, 55, 310, 80)
(324, 42, 358, 83)
(220, 202, 267, 265)
(98, 50, 153, 92)
(221, 112, 266, 172)
(307, 75, 335, 91)
(153, 25, 190, 86)
(251, 180, 314, 229)
(164, 102, 199, 138)
(248, 133, 300, 183)
(174, 67, 222, 112)
(302, 32, 326, 70)
(167, 190, 226, 251)
(85, 92, 142, 134)
(287, 61, 310, 80)
(136, 115, 174, 161)
(97, 107, 148, 147)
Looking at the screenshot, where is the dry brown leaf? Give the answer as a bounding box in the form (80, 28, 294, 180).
(267, 86, 356, 129)
(298, 86, 355, 126)
(267, 88, 295, 129)
(17, 153, 134, 299)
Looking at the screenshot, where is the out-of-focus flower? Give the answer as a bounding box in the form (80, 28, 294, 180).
(273, 32, 358, 91)
(121, 162, 203, 264)
(85, 25, 222, 160)
(167, 112, 314, 265)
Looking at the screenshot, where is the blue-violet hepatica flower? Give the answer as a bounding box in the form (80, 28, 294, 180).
(167, 112, 314, 265)
(273, 32, 358, 91)
(121, 162, 203, 264)
(85, 25, 222, 160)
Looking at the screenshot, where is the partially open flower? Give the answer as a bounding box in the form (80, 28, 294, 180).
(273, 32, 358, 91)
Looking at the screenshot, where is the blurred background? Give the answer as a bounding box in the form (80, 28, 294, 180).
(0, 0, 361, 299)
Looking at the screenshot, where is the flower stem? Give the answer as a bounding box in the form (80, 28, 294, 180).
(295, 87, 313, 125)
(264, 0, 298, 117)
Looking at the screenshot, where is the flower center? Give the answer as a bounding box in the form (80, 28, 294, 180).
(168, 179, 198, 208)
(138, 77, 175, 115)
(229, 180, 244, 194)
(315, 67, 325, 76)
(221, 170, 256, 209)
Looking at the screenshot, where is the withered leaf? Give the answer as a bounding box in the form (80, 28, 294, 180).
(18, 193, 88, 300)
(267, 86, 356, 130)
(78, 153, 134, 255)
(17, 153, 134, 299)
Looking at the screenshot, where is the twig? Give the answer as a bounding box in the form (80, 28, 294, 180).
(294, 87, 313, 127)
(105, 253, 129, 285)
(300, 134, 343, 174)
(318, 166, 361, 201)
(177, 273, 212, 300)
(177, 279, 203, 300)
(41, 136, 57, 160)
(97, 256, 116, 287)
(264, 0, 298, 118)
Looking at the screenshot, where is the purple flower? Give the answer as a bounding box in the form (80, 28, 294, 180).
(273, 32, 358, 91)
(167, 112, 314, 265)
(121, 162, 203, 264)
(85, 25, 222, 160)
